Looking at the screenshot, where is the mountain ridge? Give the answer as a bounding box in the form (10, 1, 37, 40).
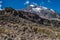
(0, 6, 60, 40)
(0, 6, 60, 27)
(24, 4, 60, 19)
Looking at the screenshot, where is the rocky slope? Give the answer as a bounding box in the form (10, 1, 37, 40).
(0, 14, 60, 40)
(3, 7, 60, 27)
(0, 7, 60, 40)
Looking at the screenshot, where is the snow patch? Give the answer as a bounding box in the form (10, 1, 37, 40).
(42, 7, 48, 9)
(32, 7, 42, 12)
(50, 9, 55, 12)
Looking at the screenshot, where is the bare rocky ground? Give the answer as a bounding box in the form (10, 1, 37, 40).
(0, 15, 60, 40)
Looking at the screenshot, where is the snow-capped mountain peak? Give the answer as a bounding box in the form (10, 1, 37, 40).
(24, 4, 59, 19)
(25, 4, 49, 12)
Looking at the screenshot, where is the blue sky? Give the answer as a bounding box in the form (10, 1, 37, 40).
(1, 0, 60, 13)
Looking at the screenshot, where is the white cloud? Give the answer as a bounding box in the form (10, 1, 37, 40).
(29, 2, 37, 7)
(30, 4, 34, 7)
(24, 0, 29, 5)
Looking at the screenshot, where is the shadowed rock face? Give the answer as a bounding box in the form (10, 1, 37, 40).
(0, 7, 60, 27)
